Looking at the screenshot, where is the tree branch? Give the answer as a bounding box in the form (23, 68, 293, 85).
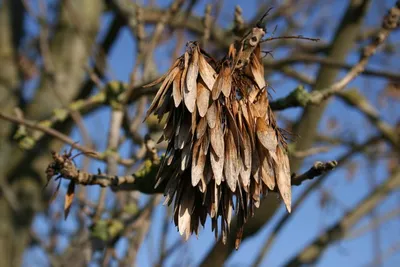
(265, 54, 400, 81)
(0, 111, 135, 166)
(44, 150, 336, 195)
(282, 168, 400, 267)
(251, 136, 382, 267)
(291, 161, 338, 186)
(45, 149, 161, 194)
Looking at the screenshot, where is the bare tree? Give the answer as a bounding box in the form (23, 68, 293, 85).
(0, 0, 399, 266)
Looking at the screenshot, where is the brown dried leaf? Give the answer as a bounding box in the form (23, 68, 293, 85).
(180, 52, 191, 111)
(250, 47, 265, 89)
(225, 196, 233, 231)
(191, 107, 197, 135)
(254, 92, 269, 119)
(184, 79, 197, 113)
(145, 67, 179, 119)
(181, 142, 192, 171)
(252, 182, 261, 208)
(210, 147, 224, 185)
(224, 130, 238, 192)
(196, 116, 207, 139)
(251, 149, 261, 184)
(211, 182, 219, 218)
(201, 131, 210, 155)
(162, 173, 179, 205)
(142, 59, 178, 87)
(64, 181, 75, 220)
(192, 140, 206, 187)
(173, 71, 183, 107)
(176, 115, 190, 150)
(239, 157, 251, 189)
(241, 103, 255, 141)
(256, 118, 277, 152)
(178, 190, 194, 239)
(187, 48, 199, 92)
(221, 66, 232, 97)
(155, 91, 172, 120)
(249, 102, 261, 118)
(211, 73, 223, 100)
(226, 108, 243, 149)
(199, 53, 216, 90)
(260, 151, 275, 190)
(235, 228, 244, 250)
(210, 118, 224, 158)
(275, 147, 291, 212)
(197, 82, 210, 117)
(242, 129, 252, 169)
(206, 102, 217, 129)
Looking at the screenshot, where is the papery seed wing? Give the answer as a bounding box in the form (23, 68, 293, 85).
(181, 142, 192, 171)
(186, 48, 199, 92)
(191, 140, 205, 187)
(210, 147, 224, 185)
(276, 146, 291, 212)
(211, 73, 223, 100)
(184, 79, 197, 113)
(143, 59, 179, 88)
(178, 189, 195, 239)
(259, 149, 275, 190)
(210, 117, 224, 158)
(206, 102, 217, 129)
(173, 71, 183, 107)
(145, 67, 179, 119)
(221, 66, 232, 97)
(197, 82, 210, 117)
(256, 118, 277, 152)
(239, 157, 251, 190)
(196, 116, 207, 139)
(199, 53, 216, 90)
(224, 130, 238, 192)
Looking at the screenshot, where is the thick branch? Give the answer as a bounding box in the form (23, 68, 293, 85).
(251, 136, 382, 267)
(283, 168, 400, 267)
(45, 150, 161, 194)
(45, 148, 335, 195)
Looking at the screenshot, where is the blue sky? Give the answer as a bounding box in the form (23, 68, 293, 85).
(23, 0, 400, 266)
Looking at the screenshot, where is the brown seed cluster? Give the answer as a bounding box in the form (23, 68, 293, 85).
(144, 27, 291, 248)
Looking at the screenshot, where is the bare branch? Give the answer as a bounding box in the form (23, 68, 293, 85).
(262, 35, 320, 43)
(0, 111, 135, 166)
(345, 207, 400, 240)
(291, 161, 338, 186)
(251, 136, 382, 267)
(282, 168, 400, 267)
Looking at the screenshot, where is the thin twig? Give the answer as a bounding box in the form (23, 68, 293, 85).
(0, 111, 135, 166)
(291, 161, 338, 186)
(345, 207, 400, 240)
(266, 54, 400, 81)
(309, 3, 400, 103)
(261, 35, 320, 43)
(251, 136, 382, 267)
(45, 151, 135, 188)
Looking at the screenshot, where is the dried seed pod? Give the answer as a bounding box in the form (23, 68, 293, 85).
(144, 29, 291, 249)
